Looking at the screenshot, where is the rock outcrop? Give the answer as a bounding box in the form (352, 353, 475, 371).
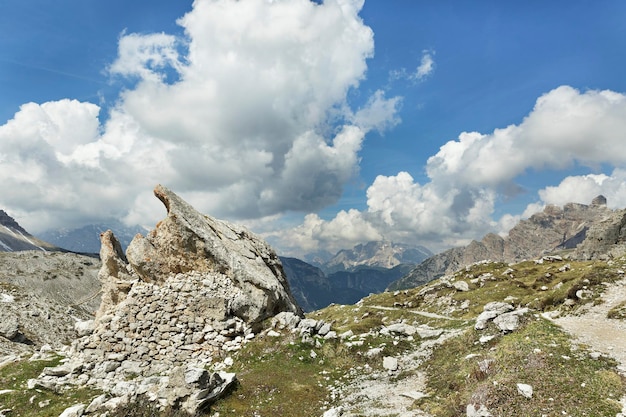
(390, 197, 626, 290)
(33, 184, 303, 413)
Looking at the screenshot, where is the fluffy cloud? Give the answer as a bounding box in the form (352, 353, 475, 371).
(413, 50, 435, 81)
(389, 49, 436, 83)
(427, 86, 626, 187)
(0, 0, 401, 233)
(272, 86, 626, 256)
(537, 170, 626, 208)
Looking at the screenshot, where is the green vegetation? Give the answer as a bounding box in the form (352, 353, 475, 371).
(420, 318, 623, 416)
(211, 329, 414, 417)
(0, 355, 101, 417)
(608, 301, 626, 320)
(361, 259, 624, 320)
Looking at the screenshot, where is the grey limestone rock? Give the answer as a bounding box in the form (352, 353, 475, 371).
(382, 323, 417, 337)
(383, 356, 398, 371)
(58, 404, 86, 417)
(119, 184, 302, 324)
(0, 317, 19, 340)
(475, 302, 514, 330)
(33, 185, 305, 415)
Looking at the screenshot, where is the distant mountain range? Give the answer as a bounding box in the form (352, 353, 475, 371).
(40, 221, 148, 254)
(280, 240, 431, 311)
(313, 240, 432, 273)
(0, 210, 59, 252)
(280, 256, 415, 312)
(3, 195, 626, 315)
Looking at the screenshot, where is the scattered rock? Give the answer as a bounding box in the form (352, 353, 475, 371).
(85, 395, 107, 413)
(0, 317, 19, 340)
(453, 281, 470, 292)
(58, 403, 85, 417)
(366, 347, 384, 358)
(467, 404, 492, 417)
(271, 311, 302, 330)
(493, 308, 529, 332)
(517, 383, 533, 399)
(383, 356, 398, 371)
(322, 406, 344, 417)
(382, 323, 417, 337)
(475, 302, 514, 330)
(74, 320, 94, 337)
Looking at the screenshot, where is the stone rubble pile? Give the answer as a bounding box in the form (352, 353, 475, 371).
(28, 185, 303, 415)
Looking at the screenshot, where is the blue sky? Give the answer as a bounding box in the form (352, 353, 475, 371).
(1, 0, 626, 256)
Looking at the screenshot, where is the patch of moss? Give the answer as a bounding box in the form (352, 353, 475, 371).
(608, 301, 626, 320)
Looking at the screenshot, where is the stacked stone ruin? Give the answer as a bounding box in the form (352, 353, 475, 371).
(31, 185, 303, 414)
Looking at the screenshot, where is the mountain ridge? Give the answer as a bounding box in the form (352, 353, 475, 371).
(322, 240, 432, 273)
(0, 210, 59, 252)
(389, 195, 626, 290)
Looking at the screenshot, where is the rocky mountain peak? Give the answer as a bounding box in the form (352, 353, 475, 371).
(323, 240, 432, 272)
(0, 209, 59, 252)
(0, 210, 28, 235)
(390, 196, 626, 290)
(591, 194, 608, 206)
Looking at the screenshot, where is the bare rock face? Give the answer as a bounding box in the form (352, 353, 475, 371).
(121, 184, 302, 323)
(96, 231, 133, 319)
(573, 207, 626, 259)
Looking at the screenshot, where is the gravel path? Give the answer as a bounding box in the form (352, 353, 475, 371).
(333, 328, 464, 417)
(554, 277, 626, 372)
(553, 277, 626, 416)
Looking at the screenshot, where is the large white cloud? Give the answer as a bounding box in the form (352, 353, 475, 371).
(0, 0, 402, 233)
(427, 86, 626, 187)
(271, 86, 626, 256)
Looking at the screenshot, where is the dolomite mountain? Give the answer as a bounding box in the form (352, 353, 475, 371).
(321, 241, 432, 273)
(0, 210, 59, 252)
(390, 195, 626, 290)
(281, 256, 415, 312)
(24, 184, 303, 414)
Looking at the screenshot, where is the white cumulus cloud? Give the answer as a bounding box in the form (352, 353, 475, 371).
(0, 0, 402, 234)
(272, 86, 626, 256)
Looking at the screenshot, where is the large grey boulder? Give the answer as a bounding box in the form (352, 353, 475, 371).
(0, 317, 19, 340)
(102, 184, 302, 324)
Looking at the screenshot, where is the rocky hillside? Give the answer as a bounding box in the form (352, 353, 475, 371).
(0, 210, 59, 252)
(390, 196, 626, 290)
(323, 241, 432, 273)
(0, 251, 101, 357)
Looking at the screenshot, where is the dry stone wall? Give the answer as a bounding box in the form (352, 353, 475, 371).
(74, 271, 251, 379)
